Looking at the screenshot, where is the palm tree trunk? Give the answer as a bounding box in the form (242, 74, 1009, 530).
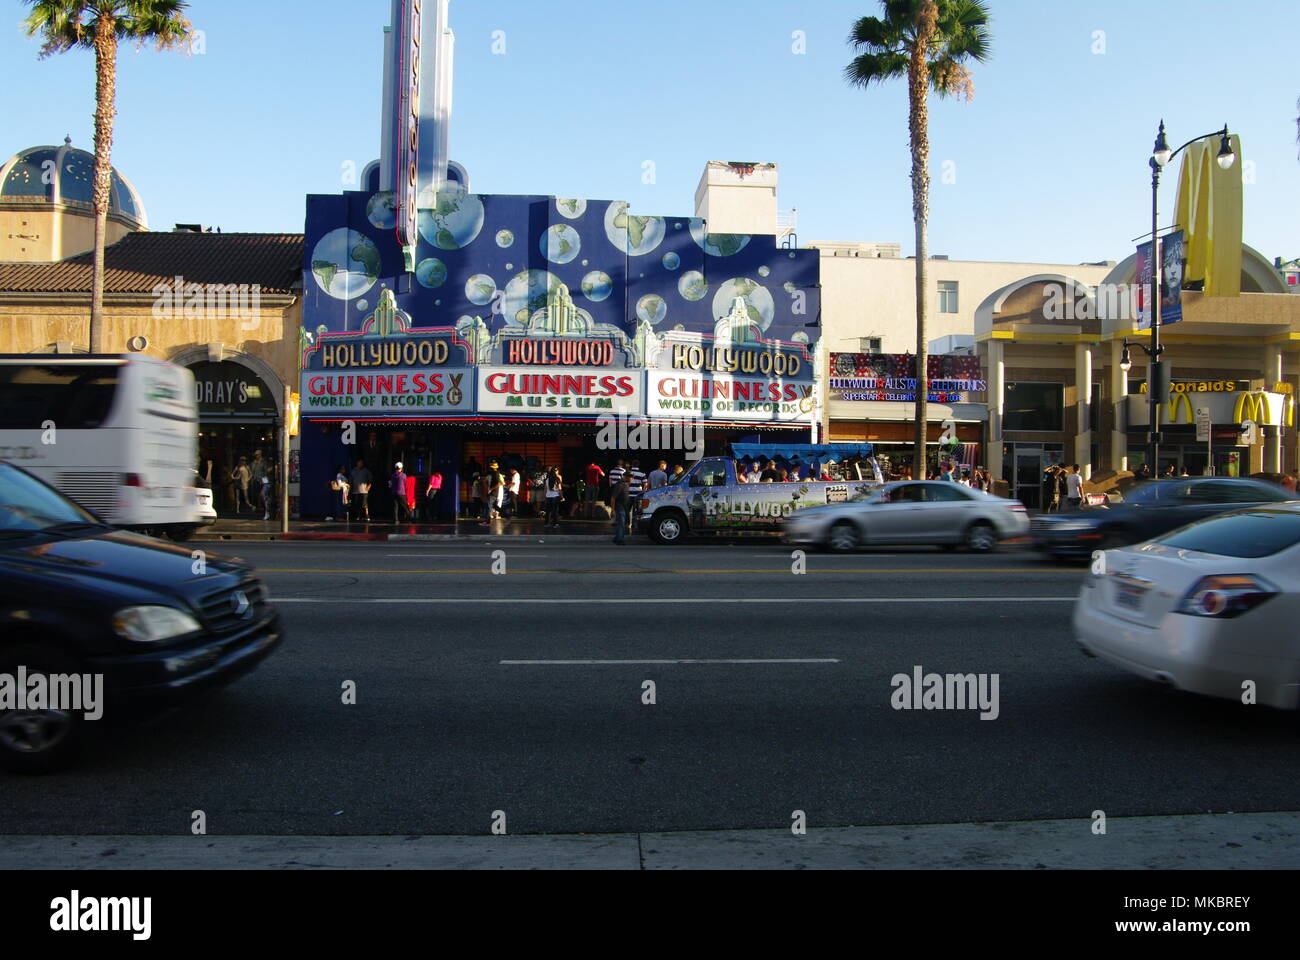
(908, 0, 939, 479)
(89, 15, 118, 355)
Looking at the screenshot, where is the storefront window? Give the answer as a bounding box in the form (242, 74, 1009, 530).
(1004, 382, 1064, 432)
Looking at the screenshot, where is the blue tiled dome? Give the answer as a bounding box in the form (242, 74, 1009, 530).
(0, 139, 147, 228)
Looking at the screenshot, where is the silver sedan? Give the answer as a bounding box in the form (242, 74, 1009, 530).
(783, 480, 1030, 553)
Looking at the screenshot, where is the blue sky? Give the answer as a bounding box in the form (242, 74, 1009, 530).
(3, 0, 1296, 266)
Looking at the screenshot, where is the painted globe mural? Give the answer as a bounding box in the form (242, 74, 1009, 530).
(366, 191, 397, 230)
(541, 224, 581, 264)
(310, 228, 381, 300)
(495, 229, 515, 248)
(502, 269, 563, 326)
(604, 202, 665, 256)
(417, 181, 485, 250)
(636, 294, 668, 326)
(713, 277, 775, 330)
(556, 198, 587, 219)
(677, 270, 708, 302)
(581, 270, 613, 303)
(465, 274, 498, 306)
(690, 220, 751, 257)
(415, 257, 448, 289)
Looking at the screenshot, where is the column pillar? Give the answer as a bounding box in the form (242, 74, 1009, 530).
(1109, 338, 1128, 473)
(1264, 345, 1284, 473)
(987, 340, 1005, 481)
(1074, 343, 1093, 479)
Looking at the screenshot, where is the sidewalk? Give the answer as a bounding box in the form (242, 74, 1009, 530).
(194, 515, 647, 542)
(3, 810, 1296, 869)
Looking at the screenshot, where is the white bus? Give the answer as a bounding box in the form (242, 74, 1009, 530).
(0, 354, 202, 539)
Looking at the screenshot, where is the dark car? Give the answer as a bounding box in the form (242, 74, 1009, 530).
(1031, 476, 1297, 560)
(0, 461, 282, 772)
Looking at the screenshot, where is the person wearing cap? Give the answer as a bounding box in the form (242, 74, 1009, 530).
(390, 461, 410, 523)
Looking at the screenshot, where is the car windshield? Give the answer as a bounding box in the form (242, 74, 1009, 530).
(0, 462, 99, 535)
(1154, 509, 1300, 558)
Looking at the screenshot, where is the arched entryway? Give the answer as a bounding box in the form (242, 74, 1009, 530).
(170, 349, 286, 516)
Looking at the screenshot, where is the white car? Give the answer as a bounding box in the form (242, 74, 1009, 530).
(1073, 504, 1300, 710)
(783, 480, 1029, 553)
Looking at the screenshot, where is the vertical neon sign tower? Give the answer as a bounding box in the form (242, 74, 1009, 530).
(384, 0, 454, 274)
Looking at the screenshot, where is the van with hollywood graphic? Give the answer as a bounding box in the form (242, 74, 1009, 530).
(639, 456, 880, 544)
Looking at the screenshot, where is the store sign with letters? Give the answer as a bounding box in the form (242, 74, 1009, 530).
(477, 367, 643, 416)
(647, 372, 816, 423)
(300, 368, 473, 416)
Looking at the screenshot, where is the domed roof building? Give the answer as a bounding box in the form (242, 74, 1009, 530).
(0, 138, 147, 262)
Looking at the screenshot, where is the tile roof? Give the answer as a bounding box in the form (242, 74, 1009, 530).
(0, 231, 304, 295)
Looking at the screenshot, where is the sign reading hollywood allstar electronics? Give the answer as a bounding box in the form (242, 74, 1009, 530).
(477, 367, 643, 415)
(648, 373, 816, 422)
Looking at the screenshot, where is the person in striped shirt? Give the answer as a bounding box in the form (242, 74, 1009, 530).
(625, 460, 647, 534)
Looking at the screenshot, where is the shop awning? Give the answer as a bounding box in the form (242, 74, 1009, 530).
(730, 442, 874, 461)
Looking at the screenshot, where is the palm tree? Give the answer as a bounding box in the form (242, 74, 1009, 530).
(846, 0, 991, 480)
(23, 1, 192, 354)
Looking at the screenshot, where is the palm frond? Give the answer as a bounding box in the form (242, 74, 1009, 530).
(23, 0, 93, 56)
(845, 50, 911, 87)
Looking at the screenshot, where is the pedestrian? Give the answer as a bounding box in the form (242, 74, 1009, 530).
(626, 459, 647, 532)
(405, 471, 417, 523)
(584, 460, 605, 501)
(469, 470, 482, 519)
(734, 459, 749, 483)
(232, 456, 252, 512)
(609, 470, 631, 545)
(544, 466, 564, 528)
(760, 459, 780, 482)
(669, 464, 686, 485)
(330, 464, 350, 520)
(608, 458, 626, 488)
(648, 460, 668, 490)
(350, 458, 373, 522)
(1042, 465, 1061, 513)
(260, 469, 273, 520)
(390, 462, 410, 523)
(746, 461, 763, 484)
(1281, 473, 1297, 493)
(480, 462, 503, 525)
(1136, 462, 1152, 480)
(505, 467, 521, 519)
(425, 469, 443, 521)
(1066, 463, 1084, 510)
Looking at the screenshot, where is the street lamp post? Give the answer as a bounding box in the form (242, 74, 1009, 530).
(1129, 121, 1235, 477)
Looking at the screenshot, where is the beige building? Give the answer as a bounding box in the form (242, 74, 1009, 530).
(976, 245, 1300, 506)
(0, 141, 304, 513)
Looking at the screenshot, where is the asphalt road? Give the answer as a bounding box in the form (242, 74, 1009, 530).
(3, 540, 1299, 837)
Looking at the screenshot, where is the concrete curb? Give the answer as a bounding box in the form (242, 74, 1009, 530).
(3, 811, 1296, 869)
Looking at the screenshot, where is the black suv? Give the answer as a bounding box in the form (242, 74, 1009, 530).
(0, 461, 283, 771)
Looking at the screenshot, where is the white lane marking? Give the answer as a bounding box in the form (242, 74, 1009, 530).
(272, 596, 1076, 604)
(500, 658, 841, 665)
(383, 553, 549, 558)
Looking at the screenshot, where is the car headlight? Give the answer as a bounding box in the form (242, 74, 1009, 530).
(112, 605, 203, 642)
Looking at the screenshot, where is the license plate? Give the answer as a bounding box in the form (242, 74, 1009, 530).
(1115, 583, 1147, 610)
